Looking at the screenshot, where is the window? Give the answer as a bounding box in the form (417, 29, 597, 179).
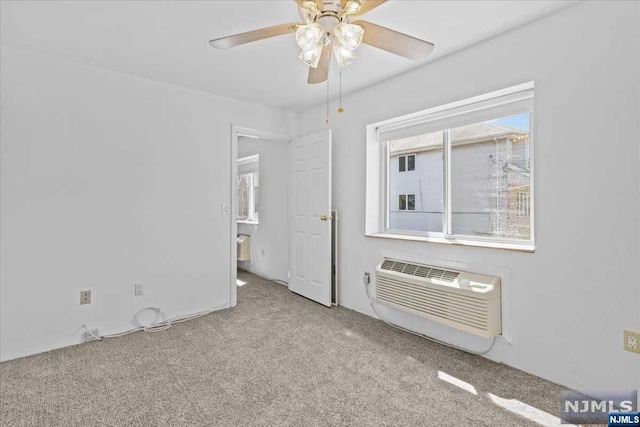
(407, 154, 415, 171)
(398, 154, 416, 172)
(398, 194, 416, 211)
(366, 83, 534, 251)
(237, 155, 259, 223)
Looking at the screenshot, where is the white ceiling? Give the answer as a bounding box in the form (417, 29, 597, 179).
(0, 0, 576, 112)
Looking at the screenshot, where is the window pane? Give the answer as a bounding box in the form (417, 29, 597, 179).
(237, 175, 249, 220)
(399, 156, 406, 172)
(407, 155, 415, 171)
(388, 131, 444, 232)
(399, 194, 406, 210)
(450, 113, 531, 240)
(407, 194, 415, 211)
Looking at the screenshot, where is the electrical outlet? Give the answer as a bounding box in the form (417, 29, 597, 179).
(83, 328, 100, 342)
(623, 330, 640, 354)
(80, 290, 91, 305)
(134, 283, 144, 296)
(363, 272, 370, 285)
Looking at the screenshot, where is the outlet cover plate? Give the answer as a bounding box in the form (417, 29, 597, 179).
(80, 290, 91, 305)
(134, 283, 144, 296)
(623, 330, 640, 353)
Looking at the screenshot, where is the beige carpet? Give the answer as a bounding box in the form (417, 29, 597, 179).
(1, 270, 565, 426)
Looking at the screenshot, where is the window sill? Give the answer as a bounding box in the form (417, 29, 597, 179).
(365, 232, 535, 253)
(237, 220, 259, 225)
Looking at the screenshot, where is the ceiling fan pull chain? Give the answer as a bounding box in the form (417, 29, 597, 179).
(326, 79, 330, 124)
(338, 70, 344, 114)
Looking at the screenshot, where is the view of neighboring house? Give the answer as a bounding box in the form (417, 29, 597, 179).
(388, 116, 531, 240)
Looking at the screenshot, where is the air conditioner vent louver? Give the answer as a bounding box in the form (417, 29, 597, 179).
(402, 264, 418, 275)
(415, 266, 430, 277)
(375, 258, 502, 338)
(427, 268, 445, 279)
(391, 262, 406, 272)
(378, 260, 460, 283)
(381, 260, 395, 270)
(442, 270, 460, 281)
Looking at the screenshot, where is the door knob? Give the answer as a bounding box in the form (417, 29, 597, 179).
(320, 215, 331, 221)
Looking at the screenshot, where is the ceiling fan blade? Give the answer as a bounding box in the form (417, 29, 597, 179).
(307, 45, 331, 84)
(209, 23, 298, 49)
(354, 20, 434, 60)
(348, 0, 388, 16)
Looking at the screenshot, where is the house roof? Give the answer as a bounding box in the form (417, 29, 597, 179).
(389, 122, 528, 155)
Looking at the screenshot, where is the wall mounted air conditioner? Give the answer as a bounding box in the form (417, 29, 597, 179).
(375, 258, 501, 337)
(237, 234, 251, 261)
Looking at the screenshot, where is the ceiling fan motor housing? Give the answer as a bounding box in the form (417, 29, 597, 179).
(319, 1, 343, 14)
(318, 14, 340, 36)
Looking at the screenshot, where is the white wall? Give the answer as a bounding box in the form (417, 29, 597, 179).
(298, 0, 640, 390)
(237, 137, 290, 283)
(0, 45, 296, 361)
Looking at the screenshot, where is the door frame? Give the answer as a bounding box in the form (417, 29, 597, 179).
(230, 125, 293, 307)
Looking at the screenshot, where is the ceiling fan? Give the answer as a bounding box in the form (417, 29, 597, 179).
(209, 0, 435, 85)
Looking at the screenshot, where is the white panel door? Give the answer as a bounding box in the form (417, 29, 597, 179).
(289, 130, 332, 307)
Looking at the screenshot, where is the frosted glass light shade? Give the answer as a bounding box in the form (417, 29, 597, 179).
(332, 45, 356, 68)
(334, 23, 364, 51)
(342, 0, 362, 14)
(296, 23, 324, 51)
(299, 45, 323, 68)
(302, 0, 319, 12)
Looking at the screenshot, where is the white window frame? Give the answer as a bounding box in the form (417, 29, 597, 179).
(365, 82, 535, 252)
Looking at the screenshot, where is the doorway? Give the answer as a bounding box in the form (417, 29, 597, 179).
(230, 126, 292, 307)
(230, 126, 335, 308)
(236, 136, 290, 287)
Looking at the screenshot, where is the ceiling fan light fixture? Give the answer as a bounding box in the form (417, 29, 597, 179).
(296, 23, 325, 50)
(342, 0, 362, 15)
(209, 0, 436, 88)
(332, 45, 356, 68)
(299, 45, 324, 68)
(334, 23, 364, 51)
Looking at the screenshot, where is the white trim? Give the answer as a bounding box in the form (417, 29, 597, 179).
(528, 112, 536, 248)
(237, 154, 259, 167)
(376, 81, 534, 140)
(332, 209, 339, 306)
(230, 125, 293, 308)
(444, 129, 452, 234)
(382, 138, 390, 230)
(368, 232, 534, 252)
